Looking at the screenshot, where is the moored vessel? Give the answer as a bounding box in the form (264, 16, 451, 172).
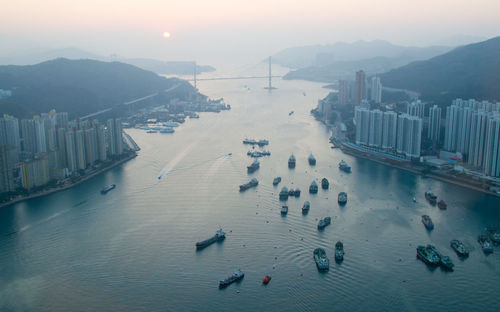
(239, 178, 258, 191)
(101, 184, 116, 194)
(335, 241, 344, 262)
(279, 187, 289, 201)
(196, 229, 226, 249)
(313, 248, 329, 271)
(478, 234, 494, 253)
(421, 215, 434, 230)
(338, 160, 351, 172)
(288, 188, 295, 196)
(308, 154, 316, 166)
(247, 159, 260, 173)
(338, 192, 347, 205)
(219, 269, 244, 288)
(317, 216, 331, 230)
(321, 178, 329, 190)
(438, 200, 447, 209)
(309, 181, 318, 194)
(425, 190, 437, 205)
(302, 201, 310, 214)
(294, 188, 301, 197)
(160, 127, 175, 133)
(281, 205, 288, 215)
(288, 154, 296, 168)
(273, 177, 282, 186)
(257, 139, 269, 146)
(416, 245, 440, 266)
(450, 240, 469, 257)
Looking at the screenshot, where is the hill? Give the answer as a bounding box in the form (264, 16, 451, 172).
(379, 36, 500, 103)
(0, 58, 195, 118)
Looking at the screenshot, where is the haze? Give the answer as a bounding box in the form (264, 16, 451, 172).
(2, 0, 500, 65)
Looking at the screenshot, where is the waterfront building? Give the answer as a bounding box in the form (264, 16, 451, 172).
(97, 125, 107, 162)
(428, 105, 442, 142)
(355, 70, 366, 106)
(355, 106, 370, 145)
(382, 111, 398, 150)
(75, 130, 86, 170)
(0, 145, 19, 193)
(368, 109, 383, 148)
(21, 155, 49, 190)
(84, 128, 98, 166)
(107, 118, 124, 157)
(338, 79, 350, 106)
(65, 130, 77, 173)
(370, 76, 382, 104)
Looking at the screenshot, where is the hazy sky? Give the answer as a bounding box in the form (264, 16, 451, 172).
(2, 0, 500, 64)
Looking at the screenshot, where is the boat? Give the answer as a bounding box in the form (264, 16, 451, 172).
(196, 229, 226, 249)
(257, 139, 269, 146)
(239, 178, 259, 191)
(288, 188, 295, 196)
(163, 121, 180, 127)
(450, 240, 469, 257)
(281, 205, 288, 215)
(288, 154, 296, 168)
(302, 201, 310, 214)
(317, 216, 331, 230)
(273, 177, 282, 186)
(294, 188, 301, 197)
(309, 181, 318, 194)
(412, 197, 417, 203)
(313, 248, 329, 271)
(478, 234, 494, 253)
(416, 245, 440, 266)
(100, 184, 116, 194)
(440, 255, 454, 271)
(146, 130, 157, 133)
(262, 275, 272, 285)
(425, 190, 437, 205)
(438, 200, 447, 209)
(421, 215, 434, 230)
(219, 269, 244, 288)
(243, 138, 257, 145)
(289, 110, 294, 116)
(279, 187, 289, 201)
(247, 159, 260, 173)
(487, 226, 500, 244)
(338, 160, 351, 173)
(335, 241, 344, 262)
(159, 127, 175, 133)
(308, 154, 316, 166)
(338, 192, 347, 205)
(321, 178, 329, 190)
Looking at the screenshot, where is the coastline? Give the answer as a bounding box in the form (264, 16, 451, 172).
(0, 152, 137, 209)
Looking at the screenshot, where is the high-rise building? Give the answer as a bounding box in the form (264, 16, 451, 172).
(0, 115, 21, 152)
(84, 128, 98, 166)
(368, 109, 383, 147)
(75, 130, 86, 170)
(407, 100, 426, 119)
(355, 70, 366, 106)
(65, 130, 77, 173)
(338, 80, 349, 106)
(0, 145, 19, 193)
(96, 125, 107, 162)
(382, 111, 398, 150)
(428, 105, 442, 142)
(370, 76, 382, 104)
(107, 118, 123, 157)
(354, 106, 370, 145)
(483, 115, 500, 177)
(397, 114, 422, 158)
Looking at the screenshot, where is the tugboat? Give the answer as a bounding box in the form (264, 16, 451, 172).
(317, 217, 331, 230)
(281, 205, 288, 215)
(338, 192, 347, 205)
(308, 154, 316, 166)
(321, 178, 329, 190)
(416, 245, 440, 266)
(425, 190, 437, 205)
(421, 215, 434, 230)
(273, 177, 281, 186)
(240, 178, 258, 191)
(302, 201, 310, 214)
(335, 241, 344, 262)
(262, 275, 272, 285)
(438, 200, 447, 210)
(101, 184, 116, 194)
(288, 154, 296, 168)
(219, 269, 245, 288)
(279, 187, 289, 201)
(294, 188, 301, 197)
(247, 159, 260, 173)
(450, 240, 469, 257)
(196, 229, 226, 249)
(313, 248, 329, 271)
(288, 188, 295, 196)
(478, 234, 494, 253)
(339, 160, 351, 173)
(309, 181, 318, 194)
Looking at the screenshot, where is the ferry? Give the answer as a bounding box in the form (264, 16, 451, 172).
(438, 200, 447, 210)
(308, 154, 316, 166)
(273, 177, 282, 186)
(478, 234, 494, 253)
(100, 184, 116, 194)
(338, 160, 351, 173)
(196, 229, 226, 249)
(450, 240, 469, 257)
(279, 187, 289, 201)
(219, 269, 244, 288)
(239, 178, 258, 192)
(309, 181, 318, 194)
(335, 241, 344, 262)
(247, 159, 260, 173)
(321, 178, 329, 190)
(288, 154, 296, 168)
(421, 215, 434, 230)
(313, 248, 329, 271)
(302, 201, 310, 214)
(317, 216, 331, 230)
(281, 205, 288, 215)
(338, 192, 347, 205)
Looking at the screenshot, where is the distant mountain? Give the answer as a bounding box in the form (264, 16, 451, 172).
(272, 40, 452, 69)
(0, 58, 195, 118)
(124, 58, 215, 75)
(379, 36, 500, 103)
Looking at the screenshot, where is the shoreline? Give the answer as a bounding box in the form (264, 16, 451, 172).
(0, 153, 137, 209)
(340, 147, 500, 198)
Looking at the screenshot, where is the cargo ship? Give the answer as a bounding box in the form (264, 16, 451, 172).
(302, 201, 310, 214)
(317, 216, 331, 230)
(196, 229, 226, 249)
(321, 178, 329, 190)
(450, 239, 469, 257)
(313, 248, 329, 271)
(219, 269, 244, 288)
(279, 187, 289, 201)
(338, 160, 351, 173)
(335, 241, 344, 262)
(239, 178, 258, 191)
(247, 159, 260, 173)
(338, 192, 347, 205)
(309, 181, 318, 194)
(308, 154, 316, 166)
(288, 154, 296, 168)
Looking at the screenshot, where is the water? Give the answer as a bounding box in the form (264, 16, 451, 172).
(1, 67, 499, 311)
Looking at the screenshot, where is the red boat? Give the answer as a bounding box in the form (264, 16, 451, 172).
(262, 275, 272, 284)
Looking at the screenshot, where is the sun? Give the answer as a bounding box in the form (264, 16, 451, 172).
(163, 31, 171, 39)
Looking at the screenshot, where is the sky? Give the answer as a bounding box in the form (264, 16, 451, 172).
(1, 0, 500, 65)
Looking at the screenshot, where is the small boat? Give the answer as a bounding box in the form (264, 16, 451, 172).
(294, 188, 301, 197)
(273, 177, 282, 186)
(425, 190, 437, 205)
(338, 192, 347, 205)
(163, 121, 180, 127)
(421, 215, 434, 230)
(309, 181, 318, 194)
(279, 187, 289, 201)
(488, 226, 500, 244)
(308, 154, 316, 166)
(412, 197, 417, 203)
(239, 178, 259, 192)
(416, 245, 440, 266)
(288, 154, 296, 168)
(478, 234, 494, 253)
(100, 184, 116, 194)
(440, 255, 454, 271)
(146, 130, 157, 133)
(321, 178, 329, 190)
(450, 240, 469, 257)
(302, 201, 310, 214)
(257, 139, 269, 146)
(243, 138, 257, 145)
(288, 188, 295, 196)
(160, 127, 175, 133)
(313, 248, 329, 271)
(289, 110, 294, 116)
(438, 200, 447, 209)
(196, 229, 226, 249)
(335, 241, 344, 262)
(281, 205, 288, 215)
(339, 160, 351, 173)
(247, 159, 260, 173)
(262, 275, 272, 285)
(317, 216, 331, 230)
(219, 269, 244, 288)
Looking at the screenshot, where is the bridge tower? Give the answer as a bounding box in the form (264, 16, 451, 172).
(264, 56, 276, 90)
